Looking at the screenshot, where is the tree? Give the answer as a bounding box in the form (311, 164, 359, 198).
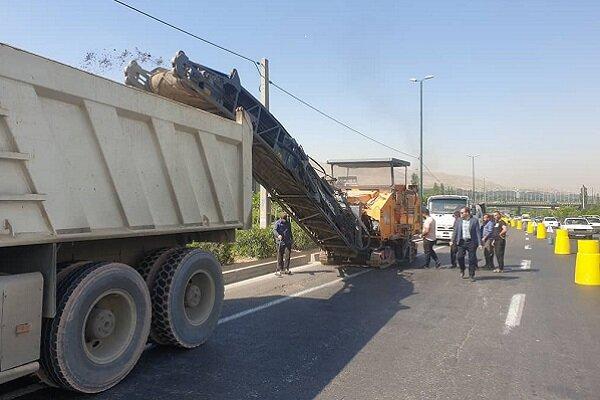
(410, 172, 419, 186)
(440, 183, 445, 194)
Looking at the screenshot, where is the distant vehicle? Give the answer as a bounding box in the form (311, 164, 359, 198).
(583, 217, 600, 233)
(521, 214, 532, 223)
(561, 218, 594, 239)
(427, 195, 469, 242)
(542, 217, 560, 229)
(583, 215, 600, 220)
(533, 216, 543, 223)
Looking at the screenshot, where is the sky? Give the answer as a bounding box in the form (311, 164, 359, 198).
(1, 0, 599, 191)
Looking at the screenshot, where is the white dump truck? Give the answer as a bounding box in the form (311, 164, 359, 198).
(0, 44, 252, 392)
(426, 195, 469, 242)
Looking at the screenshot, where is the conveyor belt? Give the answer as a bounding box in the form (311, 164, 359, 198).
(125, 52, 367, 257)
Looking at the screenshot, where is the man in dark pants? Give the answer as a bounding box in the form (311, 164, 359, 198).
(450, 209, 461, 268)
(481, 214, 495, 269)
(273, 212, 293, 276)
(451, 207, 481, 282)
(422, 208, 441, 268)
(493, 211, 508, 273)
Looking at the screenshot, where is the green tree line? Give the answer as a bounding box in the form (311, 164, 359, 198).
(189, 193, 315, 265)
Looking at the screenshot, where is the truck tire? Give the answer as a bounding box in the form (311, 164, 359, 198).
(39, 262, 151, 393)
(137, 247, 179, 285)
(149, 248, 224, 348)
(136, 247, 181, 344)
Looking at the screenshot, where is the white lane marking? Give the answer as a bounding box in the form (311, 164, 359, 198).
(223, 254, 310, 275)
(225, 262, 320, 291)
(525, 237, 529, 241)
(503, 294, 526, 334)
(219, 269, 372, 324)
(524, 244, 532, 250)
(520, 260, 531, 270)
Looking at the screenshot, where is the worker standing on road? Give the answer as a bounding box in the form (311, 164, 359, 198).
(451, 207, 481, 282)
(449, 209, 461, 268)
(481, 214, 495, 270)
(422, 208, 441, 269)
(273, 212, 293, 276)
(493, 211, 508, 273)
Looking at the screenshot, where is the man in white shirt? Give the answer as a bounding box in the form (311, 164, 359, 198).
(422, 208, 441, 268)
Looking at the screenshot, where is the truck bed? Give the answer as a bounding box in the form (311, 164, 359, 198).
(0, 44, 252, 247)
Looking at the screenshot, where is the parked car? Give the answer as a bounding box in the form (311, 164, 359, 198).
(583, 216, 600, 234)
(583, 215, 600, 220)
(542, 217, 560, 229)
(561, 218, 594, 239)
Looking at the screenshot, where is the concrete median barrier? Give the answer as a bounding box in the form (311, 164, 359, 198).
(575, 239, 600, 286)
(222, 249, 320, 285)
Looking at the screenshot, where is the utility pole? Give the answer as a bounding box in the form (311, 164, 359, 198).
(467, 154, 479, 203)
(259, 58, 271, 228)
(410, 75, 434, 203)
(483, 177, 487, 203)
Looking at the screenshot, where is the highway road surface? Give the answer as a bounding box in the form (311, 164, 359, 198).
(2, 229, 600, 400)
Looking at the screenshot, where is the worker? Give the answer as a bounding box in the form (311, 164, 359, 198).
(273, 212, 293, 276)
(361, 210, 373, 234)
(493, 211, 509, 273)
(451, 207, 481, 282)
(481, 214, 495, 270)
(449, 209, 461, 268)
(421, 207, 441, 269)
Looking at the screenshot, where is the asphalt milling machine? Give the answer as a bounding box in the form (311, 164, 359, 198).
(125, 51, 421, 268)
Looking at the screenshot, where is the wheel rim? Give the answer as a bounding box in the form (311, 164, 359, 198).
(83, 290, 136, 365)
(183, 270, 215, 326)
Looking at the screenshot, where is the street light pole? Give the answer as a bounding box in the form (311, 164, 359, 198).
(410, 75, 434, 203)
(467, 154, 479, 203)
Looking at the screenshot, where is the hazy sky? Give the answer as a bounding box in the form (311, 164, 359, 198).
(2, 0, 599, 191)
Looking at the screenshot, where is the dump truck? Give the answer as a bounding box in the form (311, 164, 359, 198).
(0, 43, 419, 393)
(0, 44, 252, 392)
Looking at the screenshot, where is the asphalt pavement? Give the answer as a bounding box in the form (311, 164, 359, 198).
(5, 229, 600, 400)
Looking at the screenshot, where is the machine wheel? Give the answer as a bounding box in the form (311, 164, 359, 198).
(39, 262, 151, 393)
(149, 248, 224, 348)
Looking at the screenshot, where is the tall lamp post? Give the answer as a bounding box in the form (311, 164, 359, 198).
(410, 75, 435, 203)
(467, 154, 479, 203)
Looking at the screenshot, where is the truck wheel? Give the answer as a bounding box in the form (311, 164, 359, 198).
(39, 262, 151, 393)
(136, 247, 181, 344)
(137, 247, 179, 285)
(150, 248, 224, 348)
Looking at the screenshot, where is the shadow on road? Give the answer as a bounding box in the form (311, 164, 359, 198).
(474, 275, 519, 281)
(29, 267, 414, 400)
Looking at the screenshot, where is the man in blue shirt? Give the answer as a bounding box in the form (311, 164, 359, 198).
(481, 214, 495, 269)
(273, 212, 294, 276)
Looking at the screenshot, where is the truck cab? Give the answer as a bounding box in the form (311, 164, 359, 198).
(426, 195, 469, 242)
